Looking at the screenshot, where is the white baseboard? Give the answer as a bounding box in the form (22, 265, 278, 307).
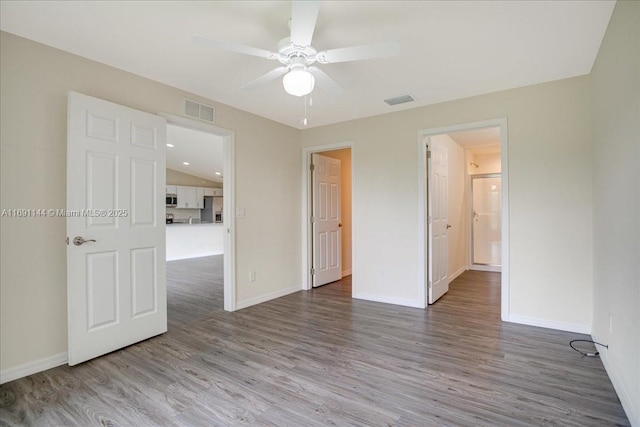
(353, 292, 425, 309)
(598, 346, 640, 427)
(449, 266, 466, 282)
(508, 314, 591, 334)
(342, 269, 352, 277)
(470, 264, 501, 272)
(0, 352, 67, 385)
(235, 285, 300, 311)
(166, 251, 223, 262)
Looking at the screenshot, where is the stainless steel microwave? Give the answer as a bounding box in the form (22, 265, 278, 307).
(166, 194, 177, 207)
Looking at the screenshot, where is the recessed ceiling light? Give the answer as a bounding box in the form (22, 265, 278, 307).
(166, 143, 174, 148)
(215, 172, 221, 175)
(182, 162, 190, 166)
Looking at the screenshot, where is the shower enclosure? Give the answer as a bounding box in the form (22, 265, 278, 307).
(471, 174, 502, 270)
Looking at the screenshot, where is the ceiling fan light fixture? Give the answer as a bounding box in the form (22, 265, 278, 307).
(283, 68, 315, 97)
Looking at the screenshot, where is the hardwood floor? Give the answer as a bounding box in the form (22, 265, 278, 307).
(0, 258, 629, 426)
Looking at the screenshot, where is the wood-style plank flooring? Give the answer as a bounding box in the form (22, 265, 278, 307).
(0, 256, 629, 426)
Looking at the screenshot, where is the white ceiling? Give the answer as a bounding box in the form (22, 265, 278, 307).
(448, 127, 501, 153)
(166, 124, 224, 182)
(0, 1, 615, 130)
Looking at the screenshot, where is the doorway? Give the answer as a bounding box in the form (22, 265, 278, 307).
(418, 119, 509, 319)
(301, 143, 355, 294)
(160, 113, 236, 312)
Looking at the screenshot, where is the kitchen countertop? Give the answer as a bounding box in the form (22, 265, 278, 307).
(166, 219, 224, 260)
(167, 221, 223, 226)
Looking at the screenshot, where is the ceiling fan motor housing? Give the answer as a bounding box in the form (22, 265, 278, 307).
(277, 37, 318, 67)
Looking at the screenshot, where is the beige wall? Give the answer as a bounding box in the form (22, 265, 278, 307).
(166, 169, 221, 188)
(0, 32, 301, 373)
(301, 75, 593, 329)
(590, 1, 640, 424)
(469, 151, 501, 175)
(322, 149, 352, 276)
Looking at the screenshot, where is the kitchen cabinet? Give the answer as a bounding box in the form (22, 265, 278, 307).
(173, 185, 208, 209)
(196, 187, 205, 209)
(203, 187, 223, 197)
(166, 185, 177, 195)
(176, 186, 197, 208)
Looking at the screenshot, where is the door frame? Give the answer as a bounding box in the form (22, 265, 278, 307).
(301, 142, 355, 294)
(417, 118, 509, 320)
(159, 113, 237, 312)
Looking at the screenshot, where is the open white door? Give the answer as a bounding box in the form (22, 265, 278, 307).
(311, 153, 342, 287)
(67, 92, 167, 365)
(427, 137, 449, 304)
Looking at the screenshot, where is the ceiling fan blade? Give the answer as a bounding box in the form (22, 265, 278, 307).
(308, 67, 345, 96)
(191, 34, 278, 59)
(240, 67, 288, 91)
(317, 40, 400, 64)
(290, 0, 320, 47)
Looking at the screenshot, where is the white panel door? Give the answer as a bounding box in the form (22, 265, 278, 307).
(67, 91, 167, 365)
(312, 153, 342, 287)
(428, 138, 449, 304)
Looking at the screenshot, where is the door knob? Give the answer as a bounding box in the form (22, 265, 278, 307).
(338, 223, 343, 228)
(446, 224, 452, 229)
(73, 236, 96, 246)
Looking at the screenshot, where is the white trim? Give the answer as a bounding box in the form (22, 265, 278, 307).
(353, 293, 424, 309)
(470, 264, 501, 273)
(0, 352, 67, 385)
(235, 285, 300, 311)
(498, 121, 510, 321)
(508, 314, 591, 334)
(449, 266, 467, 282)
(417, 118, 509, 319)
(342, 269, 352, 277)
(301, 142, 356, 297)
(598, 345, 640, 426)
(159, 113, 237, 312)
(417, 136, 428, 306)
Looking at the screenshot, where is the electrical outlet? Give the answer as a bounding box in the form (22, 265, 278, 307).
(249, 271, 256, 282)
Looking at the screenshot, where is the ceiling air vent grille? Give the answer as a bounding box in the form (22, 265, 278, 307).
(184, 99, 215, 123)
(384, 95, 415, 106)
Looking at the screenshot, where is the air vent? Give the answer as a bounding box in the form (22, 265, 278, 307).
(384, 95, 415, 106)
(184, 99, 215, 123)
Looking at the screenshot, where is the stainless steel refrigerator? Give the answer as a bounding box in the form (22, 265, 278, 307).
(202, 196, 223, 223)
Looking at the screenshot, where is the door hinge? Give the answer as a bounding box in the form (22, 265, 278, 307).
(428, 280, 432, 289)
(310, 163, 315, 171)
(310, 215, 315, 223)
(310, 268, 315, 275)
(428, 215, 432, 223)
(427, 150, 431, 159)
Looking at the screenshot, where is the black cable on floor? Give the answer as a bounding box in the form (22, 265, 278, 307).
(570, 339, 608, 357)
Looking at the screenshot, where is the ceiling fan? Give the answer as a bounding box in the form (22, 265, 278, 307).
(191, 1, 400, 97)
